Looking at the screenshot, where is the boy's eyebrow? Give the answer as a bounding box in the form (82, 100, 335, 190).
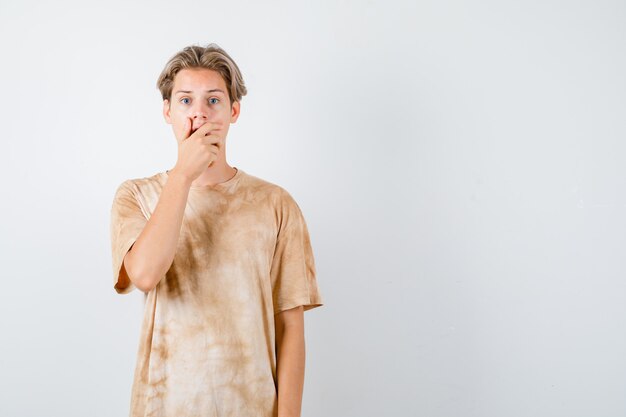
(174, 89, 225, 95)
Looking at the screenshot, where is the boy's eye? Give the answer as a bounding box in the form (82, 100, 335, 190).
(180, 97, 218, 105)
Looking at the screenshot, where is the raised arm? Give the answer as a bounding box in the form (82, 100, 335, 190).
(119, 118, 224, 293)
(121, 171, 192, 293)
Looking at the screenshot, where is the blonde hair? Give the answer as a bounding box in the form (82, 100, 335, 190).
(156, 43, 247, 107)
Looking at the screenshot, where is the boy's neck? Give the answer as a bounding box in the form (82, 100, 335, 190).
(186, 162, 237, 187)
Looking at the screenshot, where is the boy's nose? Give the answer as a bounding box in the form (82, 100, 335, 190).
(191, 109, 209, 125)
(191, 101, 212, 117)
(192, 107, 208, 118)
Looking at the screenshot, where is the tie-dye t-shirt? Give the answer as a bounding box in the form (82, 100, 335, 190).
(109, 167, 323, 417)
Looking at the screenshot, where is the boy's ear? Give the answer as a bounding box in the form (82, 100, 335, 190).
(163, 99, 171, 124)
(230, 100, 240, 123)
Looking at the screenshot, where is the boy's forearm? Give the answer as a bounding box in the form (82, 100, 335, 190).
(276, 322, 306, 417)
(124, 171, 192, 292)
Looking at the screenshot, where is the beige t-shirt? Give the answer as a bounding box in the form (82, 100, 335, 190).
(109, 167, 323, 417)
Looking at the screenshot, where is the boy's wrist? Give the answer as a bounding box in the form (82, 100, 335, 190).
(166, 168, 194, 188)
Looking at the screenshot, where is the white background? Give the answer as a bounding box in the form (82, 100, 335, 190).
(1, 0, 625, 416)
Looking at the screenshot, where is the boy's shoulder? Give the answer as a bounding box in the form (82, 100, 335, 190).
(240, 169, 292, 196)
(241, 171, 309, 221)
(113, 171, 165, 197)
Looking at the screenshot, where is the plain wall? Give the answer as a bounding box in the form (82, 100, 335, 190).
(1, 0, 625, 416)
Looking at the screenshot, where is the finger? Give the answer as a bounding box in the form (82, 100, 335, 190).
(196, 121, 224, 137)
(202, 146, 221, 160)
(200, 143, 221, 159)
(183, 117, 192, 140)
(207, 153, 218, 167)
(200, 135, 222, 149)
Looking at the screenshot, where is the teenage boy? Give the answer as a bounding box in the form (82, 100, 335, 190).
(110, 43, 323, 417)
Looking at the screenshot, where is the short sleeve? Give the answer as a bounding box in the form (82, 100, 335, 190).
(270, 189, 324, 314)
(110, 180, 148, 294)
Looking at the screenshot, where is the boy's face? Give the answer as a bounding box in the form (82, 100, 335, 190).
(163, 68, 240, 144)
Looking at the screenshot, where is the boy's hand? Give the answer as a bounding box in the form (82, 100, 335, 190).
(172, 118, 224, 182)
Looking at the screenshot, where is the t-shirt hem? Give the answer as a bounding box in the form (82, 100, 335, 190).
(113, 237, 140, 295)
(274, 298, 324, 315)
